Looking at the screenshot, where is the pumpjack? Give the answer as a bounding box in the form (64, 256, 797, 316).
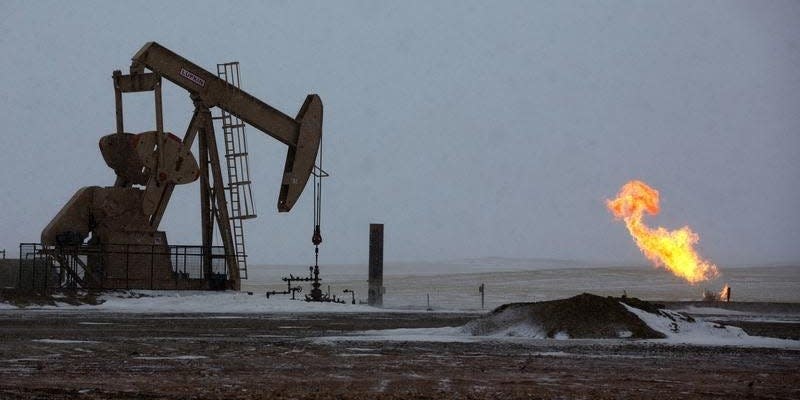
(40, 42, 323, 290)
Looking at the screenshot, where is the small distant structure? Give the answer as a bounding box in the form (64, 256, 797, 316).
(343, 289, 356, 304)
(265, 267, 344, 303)
(721, 285, 731, 302)
(479, 283, 485, 309)
(266, 271, 310, 300)
(702, 284, 731, 302)
(368, 224, 384, 307)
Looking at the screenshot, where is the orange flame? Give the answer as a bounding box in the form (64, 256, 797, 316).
(607, 180, 719, 284)
(719, 284, 730, 302)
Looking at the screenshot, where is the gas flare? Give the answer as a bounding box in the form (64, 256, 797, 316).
(607, 180, 719, 284)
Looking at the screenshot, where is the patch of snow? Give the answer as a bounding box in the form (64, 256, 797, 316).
(553, 331, 570, 340)
(247, 334, 291, 338)
(32, 339, 99, 344)
(488, 321, 546, 339)
(374, 379, 390, 393)
(134, 355, 207, 360)
(4, 357, 54, 362)
(678, 306, 748, 316)
(345, 347, 376, 352)
(359, 326, 466, 336)
(622, 303, 800, 348)
(32, 291, 401, 314)
(529, 351, 571, 357)
(73, 348, 94, 353)
(337, 353, 382, 357)
(319, 325, 579, 343)
(317, 303, 800, 349)
(316, 326, 478, 344)
(31, 290, 472, 314)
(728, 317, 800, 324)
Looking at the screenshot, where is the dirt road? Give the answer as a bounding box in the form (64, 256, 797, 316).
(0, 310, 797, 399)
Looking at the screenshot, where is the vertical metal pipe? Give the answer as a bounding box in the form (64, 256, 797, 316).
(202, 114, 239, 289)
(154, 76, 166, 174)
(45, 252, 49, 291)
(199, 126, 212, 278)
(368, 224, 384, 307)
(150, 244, 154, 290)
(30, 247, 37, 291)
(480, 283, 485, 309)
(17, 245, 22, 290)
(113, 70, 124, 134)
(154, 76, 163, 133)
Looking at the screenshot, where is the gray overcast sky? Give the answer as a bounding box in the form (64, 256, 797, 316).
(1, 1, 798, 267)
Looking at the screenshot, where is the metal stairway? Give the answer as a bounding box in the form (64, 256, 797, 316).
(215, 62, 256, 280)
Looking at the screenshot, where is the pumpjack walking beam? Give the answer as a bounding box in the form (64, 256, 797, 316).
(128, 42, 323, 213)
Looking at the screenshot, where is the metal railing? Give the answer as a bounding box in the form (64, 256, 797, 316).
(17, 243, 230, 291)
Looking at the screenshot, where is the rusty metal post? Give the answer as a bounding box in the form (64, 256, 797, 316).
(368, 224, 384, 307)
(125, 244, 129, 290)
(154, 76, 166, 172)
(148, 244, 156, 290)
(17, 244, 22, 290)
(154, 76, 163, 134)
(111, 70, 128, 187)
(112, 70, 124, 134)
(198, 125, 213, 278)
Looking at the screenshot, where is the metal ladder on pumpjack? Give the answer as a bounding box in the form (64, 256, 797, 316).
(215, 62, 257, 280)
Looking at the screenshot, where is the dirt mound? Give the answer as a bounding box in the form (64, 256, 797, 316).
(465, 293, 666, 339)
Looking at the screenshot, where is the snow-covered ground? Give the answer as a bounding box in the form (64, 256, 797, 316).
(2, 264, 798, 311)
(676, 306, 748, 316)
(675, 305, 800, 323)
(621, 304, 799, 348)
(316, 301, 800, 350)
(2, 289, 798, 349)
(28, 290, 397, 314)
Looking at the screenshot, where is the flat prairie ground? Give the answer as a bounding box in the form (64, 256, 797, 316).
(0, 308, 798, 399)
